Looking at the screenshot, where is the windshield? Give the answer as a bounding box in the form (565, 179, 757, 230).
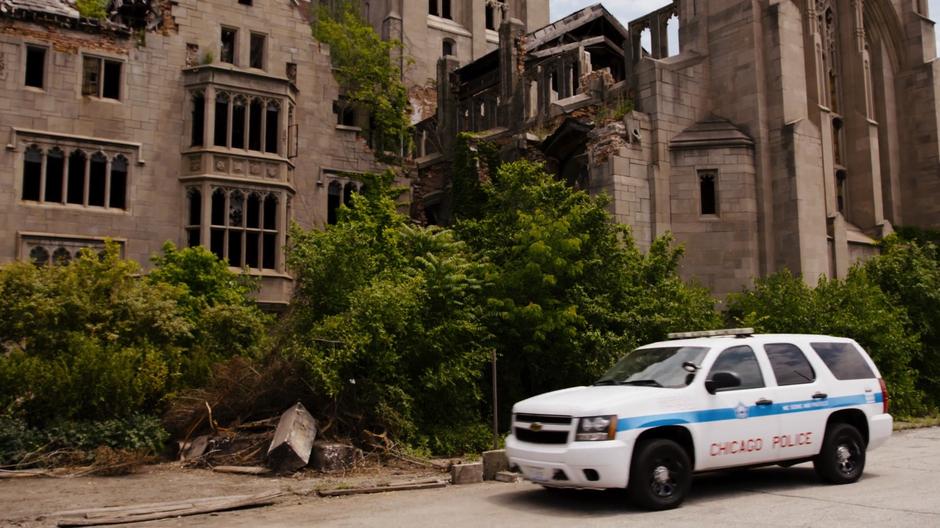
(595, 346, 710, 388)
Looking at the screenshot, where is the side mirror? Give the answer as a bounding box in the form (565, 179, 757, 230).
(705, 371, 741, 394)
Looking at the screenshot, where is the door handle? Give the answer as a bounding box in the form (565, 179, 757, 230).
(812, 392, 828, 399)
(755, 398, 773, 406)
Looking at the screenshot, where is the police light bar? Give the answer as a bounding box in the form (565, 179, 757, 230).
(667, 328, 754, 340)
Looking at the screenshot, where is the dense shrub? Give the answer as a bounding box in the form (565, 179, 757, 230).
(726, 269, 926, 416)
(864, 236, 940, 409)
(284, 173, 493, 453)
(456, 160, 721, 421)
(0, 243, 269, 428)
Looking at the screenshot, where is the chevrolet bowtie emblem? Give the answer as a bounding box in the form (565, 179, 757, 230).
(529, 422, 543, 431)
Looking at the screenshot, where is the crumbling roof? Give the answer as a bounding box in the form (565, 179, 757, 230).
(526, 3, 628, 53)
(0, 0, 79, 18)
(669, 116, 754, 150)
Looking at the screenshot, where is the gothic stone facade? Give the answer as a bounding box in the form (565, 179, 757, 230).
(0, 0, 385, 306)
(416, 1, 940, 297)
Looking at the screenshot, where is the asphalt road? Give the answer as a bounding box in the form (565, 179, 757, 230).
(146, 426, 940, 528)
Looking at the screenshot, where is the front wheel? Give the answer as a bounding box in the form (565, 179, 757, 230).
(813, 422, 866, 484)
(627, 438, 692, 510)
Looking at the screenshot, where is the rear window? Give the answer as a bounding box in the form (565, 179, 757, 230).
(765, 343, 815, 385)
(810, 342, 876, 380)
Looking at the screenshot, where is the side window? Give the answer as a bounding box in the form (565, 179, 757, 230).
(764, 343, 815, 386)
(708, 345, 764, 391)
(811, 342, 876, 380)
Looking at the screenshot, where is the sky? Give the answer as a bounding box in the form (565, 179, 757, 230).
(549, 0, 940, 52)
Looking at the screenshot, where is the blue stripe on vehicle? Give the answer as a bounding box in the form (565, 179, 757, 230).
(616, 392, 883, 432)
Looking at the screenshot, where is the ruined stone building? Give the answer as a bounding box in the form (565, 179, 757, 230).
(0, 0, 385, 306)
(414, 1, 940, 296)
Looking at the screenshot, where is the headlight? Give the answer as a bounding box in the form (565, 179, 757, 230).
(576, 415, 617, 441)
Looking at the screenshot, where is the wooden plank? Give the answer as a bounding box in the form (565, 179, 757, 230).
(43, 495, 256, 519)
(317, 480, 446, 497)
(212, 465, 271, 475)
(55, 491, 284, 527)
(0, 469, 50, 478)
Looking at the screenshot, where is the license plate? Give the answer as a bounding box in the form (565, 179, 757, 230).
(524, 466, 549, 482)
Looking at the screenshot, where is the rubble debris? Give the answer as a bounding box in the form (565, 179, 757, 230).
(316, 479, 446, 497)
(266, 403, 317, 474)
(481, 449, 509, 481)
(494, 470, 521, 483)
(49, 490, 285, 527)
(311, 442, 362, 472)
(450, 462, 484, 485)
(178, 434, 209, 461)
(211, 465, 272, 476)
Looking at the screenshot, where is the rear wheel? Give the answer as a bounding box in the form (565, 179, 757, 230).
(627, 438, 692, 510)
(813, 422, 866, 484)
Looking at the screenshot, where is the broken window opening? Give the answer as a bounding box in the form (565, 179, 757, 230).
(215, 93, 230, 147)
(666, 13, 680, 57)
(836, 170, 847, 213)
(699, 170, 717, 215)
(82, 56, 122, 100)
(67, 150, 86, 205)
(45, 148, 65, 203)
(187, 188, 202, 248)
(22, 145, 42, 201)
(443, 38, 455, 57)
(25, 45, 46, 89)
(191, 92, 205, 147)
(221, 27, 238, 64)
(30, 246, 49, 266)
(327, 181, 342, 225)
(265, 102, 280, 154)
(228, 191, 245, 265)
(441, 0, 451, 19)
(88, 152, 107, 207)
(428, 0, 438, 16)
(250, 33, 266, 70)
(249, 98, 264, 151)
(211, 188, 226, 226)
(109, 155, 127, 209)
(52, 247, 71, 266)
(232, 97, 247, 149)
(639, 27, 652, 58)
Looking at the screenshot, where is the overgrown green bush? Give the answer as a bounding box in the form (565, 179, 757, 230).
(0, 414, 167, 466)
(75, 0, 108, 19)
(0, 243, 268, 427)
(456, 160, 721, 421)
(726, 269, 926, 416)
(284, 173, 492, 451)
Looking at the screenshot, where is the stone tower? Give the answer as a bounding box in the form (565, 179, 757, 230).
(360, 0, 549, 119)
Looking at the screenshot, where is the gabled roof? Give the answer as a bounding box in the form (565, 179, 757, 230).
(669, 116, 754, 150)
(526, 3, 629, 53)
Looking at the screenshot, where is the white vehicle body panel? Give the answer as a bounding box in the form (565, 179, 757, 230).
(506, 334, 892, 489)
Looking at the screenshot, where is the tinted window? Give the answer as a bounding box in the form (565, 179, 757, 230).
(709, 345, 764, 391)
(765, 343, 815, 385)
(811, 342, 876, 380)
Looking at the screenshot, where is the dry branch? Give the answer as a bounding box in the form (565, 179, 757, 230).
(317, 479, 446, 497)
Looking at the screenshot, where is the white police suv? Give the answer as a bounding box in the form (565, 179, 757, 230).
(505, 329, 892, 510)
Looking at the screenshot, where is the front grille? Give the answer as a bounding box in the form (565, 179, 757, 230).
(515, 414, 572, 425)
(514, 427, 569, 444)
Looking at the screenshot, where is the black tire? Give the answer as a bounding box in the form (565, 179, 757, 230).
(813, 422, 866, 484)
(627, 438, 692, 510)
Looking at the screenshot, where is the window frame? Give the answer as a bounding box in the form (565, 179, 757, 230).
(249, 32, 267, 70)
(220, 26, 239, 65)
(20, 143, 131, 211)
(707, 345, 766, 392)
(764, 343, 817, 386)
(24, 43, 48, 90)
(192, 186, 283, 271)
(81, 54, 124, 101)
(698, 168, 719, 216)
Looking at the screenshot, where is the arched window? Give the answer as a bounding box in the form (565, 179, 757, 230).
(29, 246, 49, 266)
(249, 98, 264, 151)
(210, 188, 226, 259)
(88, 152, 107, 207)
(52, 247, 71, 266)
(262, 194, 278, 269)
(265, 100, 280, 154)
(232, 96, 247, 149)
(343, 182, 356, 208)
(191, 91, 205, 146)
(22, 145, 43, 201)
(214, 92, 230, 147)
(187, 187, 201, 248)
(45, 147, 65, 203)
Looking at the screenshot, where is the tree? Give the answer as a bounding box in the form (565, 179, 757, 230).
(284, 173, 493, 453)
(456, 160, 721, 420)
(726, 269, 926, 416)
(313, 1, 410, 160)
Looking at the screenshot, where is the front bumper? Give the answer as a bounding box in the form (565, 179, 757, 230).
(505, 433, 633, 489)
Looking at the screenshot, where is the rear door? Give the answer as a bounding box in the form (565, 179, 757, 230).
(760, 342, 829, 461)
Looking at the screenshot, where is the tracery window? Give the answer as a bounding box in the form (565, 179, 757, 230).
(188, 186, 282, 270)
(21, 144, 130, 210)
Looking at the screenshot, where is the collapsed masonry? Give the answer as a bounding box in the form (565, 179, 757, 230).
(411, 1, 940, 297)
